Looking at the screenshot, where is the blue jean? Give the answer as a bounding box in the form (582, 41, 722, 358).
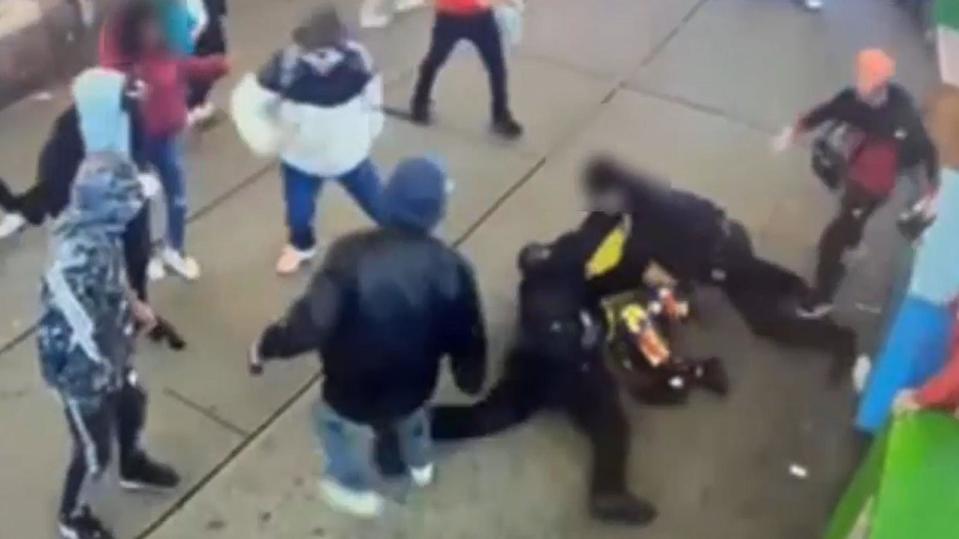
(144, 135, 187, 252)
(282, 160, 382, 251)
(313, 402, 432, 492)
(856, 296, 953, 433)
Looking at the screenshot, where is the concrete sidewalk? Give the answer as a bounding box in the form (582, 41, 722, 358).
(0, 0, 937, 537)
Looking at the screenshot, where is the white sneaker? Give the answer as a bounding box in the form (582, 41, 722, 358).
(189, 102, 217, 126)
(275, 245, 316, 275)
(319, 478, 384, 518)
(852, 355, 872, 394)
(410, 463, 434, 487)
(161, 247, 201, 280)
(360, 11, 392, 28)
(147, 256, 167, 281)
(395, 0, 425, 12)
(0, 212, 26, 238)
(803, 0, 823, 10)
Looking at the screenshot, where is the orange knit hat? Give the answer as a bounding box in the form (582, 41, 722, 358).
(856, 49, 896, 95)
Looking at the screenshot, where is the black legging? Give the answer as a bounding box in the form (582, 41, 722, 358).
(810, 184, 882, 304)
(412, 10, 509, 119)
(713, 221, 856, 361)
(430, 346, 631, 496)
(60, 373, 147, 517)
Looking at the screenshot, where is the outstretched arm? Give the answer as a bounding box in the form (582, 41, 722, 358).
(254, 272, 341, 365)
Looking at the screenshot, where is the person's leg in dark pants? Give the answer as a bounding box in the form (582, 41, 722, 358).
(58, 394, 115, 537)
(805, 187, 881, 315)
(723, 283, 857, 383)
(115, 371, 180, 490)
(411, 14, 462, 123)
(124, 208, 152, 302)
(466, 12, 521, 136)
(563, 367, 657, 526)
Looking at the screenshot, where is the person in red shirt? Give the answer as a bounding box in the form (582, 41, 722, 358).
(100, 2, 228, 280)
(773, 50, 938, 319)
(410, 0, 523, 138)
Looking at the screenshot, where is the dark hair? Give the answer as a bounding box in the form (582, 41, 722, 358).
(117, 1, 160, 61)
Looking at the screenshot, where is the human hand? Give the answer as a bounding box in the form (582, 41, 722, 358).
(892, 389, 921, 416)
(771, 126, 795, 153)
(132, 300, 158, 333)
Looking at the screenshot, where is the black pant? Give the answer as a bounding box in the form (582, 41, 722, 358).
(123, 207, 152, 301)
(713, 221, 856, 361)
(60, 373, 147, 517)
(431, 347, 631, 496)
(811, 184, 882, 304)
(187, 16, 228, 109)
(412, 11, 510, 119)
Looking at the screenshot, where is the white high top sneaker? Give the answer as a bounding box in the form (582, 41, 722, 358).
(319, 478, 384, 518)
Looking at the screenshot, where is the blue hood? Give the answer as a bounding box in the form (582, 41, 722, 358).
(381, 157, 448, 233)
(71, 68, 131, 156)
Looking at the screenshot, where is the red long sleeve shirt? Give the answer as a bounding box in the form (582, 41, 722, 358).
(135, 52, 228, 137)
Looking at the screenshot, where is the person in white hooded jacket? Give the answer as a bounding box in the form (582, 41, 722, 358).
(231, 8, 385, 275)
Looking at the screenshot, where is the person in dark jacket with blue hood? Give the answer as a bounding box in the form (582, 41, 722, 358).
(249, 156, 486, 518)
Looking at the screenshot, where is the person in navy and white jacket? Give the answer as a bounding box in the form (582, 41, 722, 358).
(231, 7, 385, 275)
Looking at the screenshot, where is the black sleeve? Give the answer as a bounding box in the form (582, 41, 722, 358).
(38, 108, 84, 219)
(444, 258, 487, 395)
(129, 107, 148, 172)
(258, 271, 342, 361)
(798, 90, 852, 132)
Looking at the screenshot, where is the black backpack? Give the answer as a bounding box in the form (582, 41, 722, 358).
(811, 122, 858, 191)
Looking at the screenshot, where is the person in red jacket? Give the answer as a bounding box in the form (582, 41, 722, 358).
(410, 0, 523, 139)
(100, 1, 228, 281)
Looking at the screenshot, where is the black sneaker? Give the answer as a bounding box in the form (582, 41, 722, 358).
(492, 115, 523, 139)
(59, 506, 114, 539)
(694, 357, 730, 396)
(410, 103, 432, 126)
(120, 453, 180, 491)
(590, 491, 657, 526)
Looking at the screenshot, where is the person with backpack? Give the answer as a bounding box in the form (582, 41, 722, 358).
(249, 157, 486, 517)
(773, 49, 939, 319)
(231, 7, 385, 275)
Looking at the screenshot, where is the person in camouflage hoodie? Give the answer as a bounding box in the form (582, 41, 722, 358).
(38, 68, 179, 539)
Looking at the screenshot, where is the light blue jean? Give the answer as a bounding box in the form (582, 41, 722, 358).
(313, 402, 431, 492)
(144, 135, 188, 252)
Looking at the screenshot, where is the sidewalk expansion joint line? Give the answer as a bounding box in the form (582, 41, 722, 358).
(137, 152, 550, 537)
(136, 372, 322, 539)
(162, 387, 251, 438)
(621, 85, 776, 136)
(639, 0, 711, 68)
